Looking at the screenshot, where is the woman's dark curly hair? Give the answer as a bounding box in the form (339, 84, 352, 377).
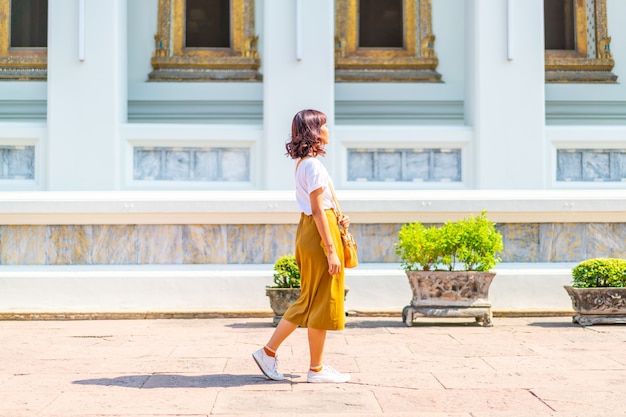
(285, 109, 327, 159)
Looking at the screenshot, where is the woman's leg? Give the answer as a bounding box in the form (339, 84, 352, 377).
(306, 326, 350, 383)
(266, 318, 298, 352)
(252, 318, 298, 381)
(307, 327, 327, 369)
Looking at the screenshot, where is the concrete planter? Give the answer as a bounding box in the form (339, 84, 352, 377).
(563, 285, 626, 326)
(402, 271, 496, 327)
(265, 287, 301, 326)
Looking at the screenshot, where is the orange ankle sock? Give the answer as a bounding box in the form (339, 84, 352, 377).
(310, 365, 323, 372)
(263, 346, 276, 357)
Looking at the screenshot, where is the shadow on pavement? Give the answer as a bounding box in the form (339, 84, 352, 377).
(226, 319, 408, 329)
(345, 319, 405, 328)
(527, 321, 578, 328)
(225, 322, 275, 329)
(73, 373, 296, 388)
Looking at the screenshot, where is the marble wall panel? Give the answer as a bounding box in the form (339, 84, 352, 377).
(582, 152, 609, 180)
(347, 149, 462, 183)
(193, 151, 219, 180)
(614, 153, 626, 179)
(557, 150, 626, 182)
(4, 147, 35, 179)
(182, 225, 228, 263)
(221, 150, 249, 181)
(539, 223, 586, 262)
(136, 225, 183, 264)
(432, 151, 461, 181)
(405, 152, 429, 180)
(352, 224, 402, 262)
(497, 223, 540, 262)
(0, 225, 47, 264)
(2, 222, 625, 266)
(263, 224, 298, 263)
(348, 152, 374, 181)
(585, 223, 626, 259)
(226, 225, 266, 263)
(47, 226, 93, 265)
(557, 151, 582, 180)
(164, 150, 191, 180)
(378, 152, 402, 181)
(91, 226, 137, 264)
(134, 149, 161, 180)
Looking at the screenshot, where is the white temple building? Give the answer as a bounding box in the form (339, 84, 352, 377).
(0, 0, 625, 317)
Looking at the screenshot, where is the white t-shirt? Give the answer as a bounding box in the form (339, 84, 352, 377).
(295, 157, 335, 215)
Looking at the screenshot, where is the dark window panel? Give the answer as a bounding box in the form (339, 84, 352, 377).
(10, 0, 48, 48)
(358, 0, 403, 48)
(185, 0, 230, 48)
(544, 0, 575, 50)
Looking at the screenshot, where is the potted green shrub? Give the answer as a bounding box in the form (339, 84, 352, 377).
(395, 212, 503, 327)
(266, 254, 301, 326)
(564, 258, 626, 326)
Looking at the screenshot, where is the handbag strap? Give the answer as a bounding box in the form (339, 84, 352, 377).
(328, 180, 344, 220)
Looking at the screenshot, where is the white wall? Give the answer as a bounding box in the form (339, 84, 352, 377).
(47, 0, 126, 190)
(262, 0, 335, 189)
(464, 0, 546, 189)
(2, 2, 626, 192)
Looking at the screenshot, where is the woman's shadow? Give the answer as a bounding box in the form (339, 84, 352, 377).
(73, 373, 298, 389)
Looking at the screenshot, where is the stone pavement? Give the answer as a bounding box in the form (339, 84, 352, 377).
(1, 316, 625, 417)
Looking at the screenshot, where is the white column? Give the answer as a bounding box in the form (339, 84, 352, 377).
(262, 0, 335, 190)
(47, 0, 127, 190)
(465, 0, 546, 189)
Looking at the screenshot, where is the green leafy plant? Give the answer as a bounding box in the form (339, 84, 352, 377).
(395, 212, 503, 272)
(396, 222, 444, 271)
(572, 258, 626, 288)
(272, 254, 301, 288)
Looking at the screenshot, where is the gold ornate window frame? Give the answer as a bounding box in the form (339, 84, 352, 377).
(335, 0, 440, 82)
(149, 0, 260, 82)
(0, 0, 47, 81)
(545, 0, 616, 83)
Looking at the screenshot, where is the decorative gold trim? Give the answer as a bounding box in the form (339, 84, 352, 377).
(0, 0, 47, 81)
(335, 0, 440, 82)
(546, 0, 616, 83)
(150, 0, 260, 82)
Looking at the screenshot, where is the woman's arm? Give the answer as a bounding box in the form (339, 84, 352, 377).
(310, 187, 341, 275)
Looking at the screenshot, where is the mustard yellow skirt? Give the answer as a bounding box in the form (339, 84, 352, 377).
(282, 209, 345, 330)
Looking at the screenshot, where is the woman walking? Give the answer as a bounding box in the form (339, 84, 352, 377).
(252, 109, 350, 383)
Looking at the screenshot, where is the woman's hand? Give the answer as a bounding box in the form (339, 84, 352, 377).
(309, 187, 343, 275)
(327, 249, 341, 275)
(339, 214, 350, 229)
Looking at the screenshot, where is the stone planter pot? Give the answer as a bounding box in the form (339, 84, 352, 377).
(266, 287, 349, 326)
(402, 271, 496, 327)
(266, 287, 301, 326)
(563, 285, 626, 326)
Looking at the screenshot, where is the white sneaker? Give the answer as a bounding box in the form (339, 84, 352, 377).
(252, 348, 285, 381)
(307, 365, 350, 383)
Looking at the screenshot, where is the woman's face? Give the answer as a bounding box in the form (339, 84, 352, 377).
(319, 122, 329, 145)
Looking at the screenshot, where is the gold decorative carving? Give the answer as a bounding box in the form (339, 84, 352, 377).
(421, 34, 436, 59)
(335, 0, 441, 82)
(149, 0, 261, 82)
(0, 0, 47, 81)
(243, 35, 259, 59)
(598, 36, 612, 59)
(545, 0, 616, 83)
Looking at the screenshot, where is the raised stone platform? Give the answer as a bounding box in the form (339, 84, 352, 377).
(0, 263, 576, 317)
